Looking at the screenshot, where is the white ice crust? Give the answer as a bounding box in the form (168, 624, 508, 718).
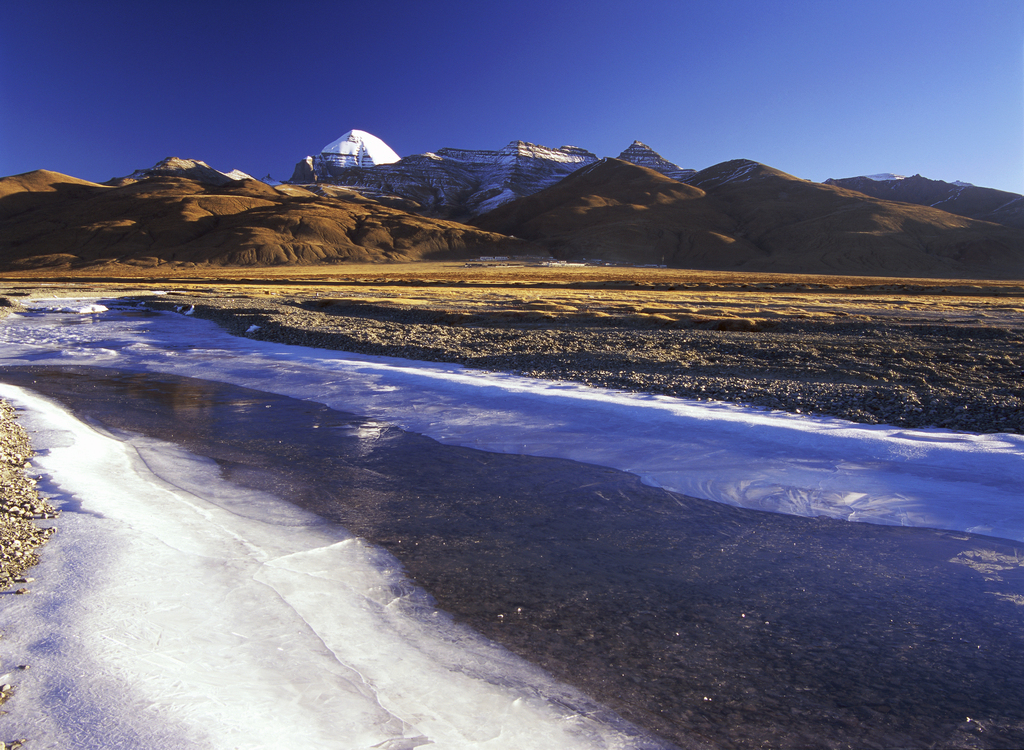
(0, 301, 681, 749)
(35, 302, 108, 314)
(1, 299, 1023, 748)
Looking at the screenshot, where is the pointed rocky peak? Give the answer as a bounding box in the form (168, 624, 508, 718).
(617, 140, 657, 158)
(616, 142, 695, 182)
(291, 156, 316, 183)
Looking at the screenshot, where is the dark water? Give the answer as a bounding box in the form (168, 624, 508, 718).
(4, 365, 1024, 750)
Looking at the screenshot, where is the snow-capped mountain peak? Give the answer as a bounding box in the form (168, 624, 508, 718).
(319, 129, 400, 169)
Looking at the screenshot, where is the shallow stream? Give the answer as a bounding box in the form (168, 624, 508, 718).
(3, 365, 1023, 749)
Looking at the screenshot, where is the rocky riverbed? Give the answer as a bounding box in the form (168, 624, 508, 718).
(0, 302, 58, 594)
(144, 292, 1024, 435)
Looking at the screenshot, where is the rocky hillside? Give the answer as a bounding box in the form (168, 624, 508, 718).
(4, 153, 1024, 280)
(293, 140, 600, 222)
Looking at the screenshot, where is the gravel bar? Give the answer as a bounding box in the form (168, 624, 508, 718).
(144, 293, 1024, 435)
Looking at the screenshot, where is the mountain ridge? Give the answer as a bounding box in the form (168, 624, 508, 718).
(825, 173, 1024, 230)
(288, 134, 695, 220)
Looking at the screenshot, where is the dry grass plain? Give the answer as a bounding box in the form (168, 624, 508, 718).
(5, 261, 1024, 323)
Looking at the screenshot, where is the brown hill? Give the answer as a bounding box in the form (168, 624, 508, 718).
(471, 158, 760, 267)
(0, 170, 525, 270)
(473, 158, 1024, 279)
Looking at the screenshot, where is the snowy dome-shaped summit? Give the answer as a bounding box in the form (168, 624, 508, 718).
(320, 129, 400, 169)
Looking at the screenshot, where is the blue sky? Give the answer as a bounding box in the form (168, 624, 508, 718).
(2, 0, 1022, 192)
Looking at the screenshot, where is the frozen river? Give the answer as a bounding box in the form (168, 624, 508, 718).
(1, 297, 1023, 749)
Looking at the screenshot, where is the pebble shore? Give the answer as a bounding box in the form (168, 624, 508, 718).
(0, 400, 55, 591)
(146, 293, 1024, 435)
(0, 301, 58, 593)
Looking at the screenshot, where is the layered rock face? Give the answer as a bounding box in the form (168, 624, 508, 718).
(292, 135, 601, 220)
(616, 141, 695, 182)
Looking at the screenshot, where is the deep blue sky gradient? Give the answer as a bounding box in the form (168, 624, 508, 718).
(2, 0, 1022, 192)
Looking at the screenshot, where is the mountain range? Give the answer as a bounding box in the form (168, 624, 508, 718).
(1, 131, 1023, 279)
(473, 158, 1024, 278)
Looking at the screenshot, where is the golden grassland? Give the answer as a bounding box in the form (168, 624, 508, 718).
(4, 262, 1024, 331)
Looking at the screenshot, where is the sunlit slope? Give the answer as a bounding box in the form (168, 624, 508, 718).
(0, 171, 524, 269)
(473, 158, 1024, 279)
